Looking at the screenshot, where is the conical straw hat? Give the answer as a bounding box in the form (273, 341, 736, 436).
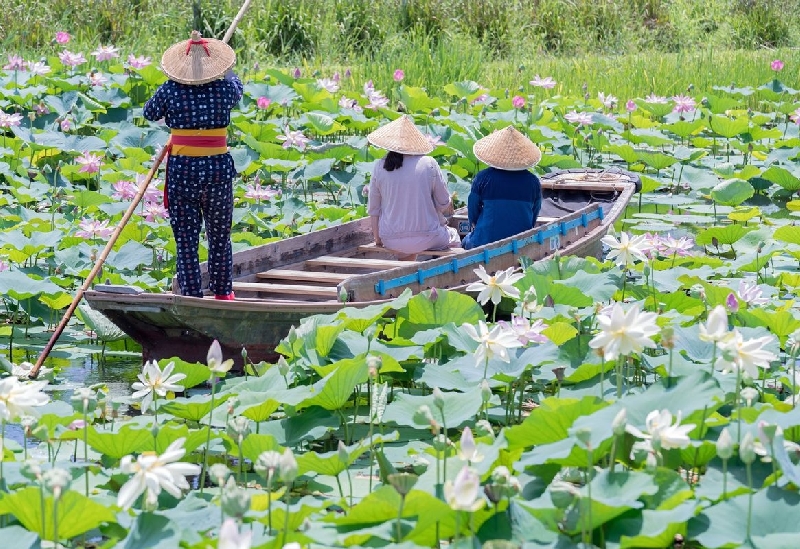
(367, 115, 434, 155)
(473, 126, 542, 170)
(161, 31, 235, 85)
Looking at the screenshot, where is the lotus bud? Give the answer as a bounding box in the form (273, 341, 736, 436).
(71, 387, 97, 414)
(387, 472, 418, 496)
(757, 241, 766, 253)
(226, 416, 251, 445)
(254, 450, 282, 487)
(726, 292, 739, 313)
(643, 264, 651, 278)
(41, 467, 71, 500)
(552, 367, 565, 382)
(716, 427, 733, 460)
(428, 287, 439, 302)
(226, 396, 239, 415)
(484, 482, 504, 504)
(280, 448, 298, 483)
(459, 426, 477, 461)
(287, 326, 297, 344)
(549, 480, 579, 509)
(344, 68, 351, 78)
(480, 379, 492, 403)
(612, 408, 627, 436)
(432, 387, 445, 410)
(277, 356, 290, 377)
(363, 325, 377, 340)
(739, 432, 756, 464)
(241, 346, 248, 362)
(221, 477, 251, 520)
(338, 440, 349, 465)
(339, 287, 349, 303)
(292, 67, 301, 78)
(208, 339, 234, 375)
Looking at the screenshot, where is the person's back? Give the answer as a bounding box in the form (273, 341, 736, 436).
(463, 167, 541, 249)
(463, 125, 543, 250)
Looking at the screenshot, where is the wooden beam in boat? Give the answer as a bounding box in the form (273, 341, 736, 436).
(232, 281, 339, 298)
(305, 256, 417, 269)
(540, 181, 629, 192)
(357, 243, 465, 257)
(256, 269, 350, 284)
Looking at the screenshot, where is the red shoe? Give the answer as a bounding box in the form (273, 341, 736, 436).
(214, 292, 235, 301)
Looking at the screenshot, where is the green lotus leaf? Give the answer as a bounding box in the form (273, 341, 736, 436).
(710, 178, 754, 206)
(761, 165, 800, 191)
(695, 224, 753, 246)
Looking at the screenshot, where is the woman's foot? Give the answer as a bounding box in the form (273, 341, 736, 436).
(214, 292, 235, 301)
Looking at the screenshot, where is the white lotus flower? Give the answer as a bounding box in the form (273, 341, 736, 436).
(0, 377, 50, 421)
(131, 360, 186, 413)
(601, 231, 650, 267)
(462, 320, 523, 365)
(715, 330, 777, 378)
(117, 437, 201, 510)
(737, 279, 769, 307)
(588, 302, 659, 361)
(698, 305, 731, 344)
(207, 340, 234, 375)
(465, 265, 524, 305)
(443, 465, 484, 512)
(626, 409, 695, 454)
(219, 518, 252, 549)
(9, 361, 53, 379)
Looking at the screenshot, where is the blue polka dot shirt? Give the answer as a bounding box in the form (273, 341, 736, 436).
(143, 74, 243, 129)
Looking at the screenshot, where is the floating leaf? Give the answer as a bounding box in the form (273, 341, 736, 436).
(710, 178, 754, 206)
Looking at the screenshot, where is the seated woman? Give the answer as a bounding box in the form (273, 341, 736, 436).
(462, 126, 542, 250)
(367, 116, 460, 258)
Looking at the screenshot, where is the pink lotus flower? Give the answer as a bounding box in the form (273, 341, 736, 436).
(127, 54, 152, 69)
(393, 69, 405, 82)
(0, 111, 23, 128)
(277, 129, 310, 151)
(55, 31, 71, 44)
(332, 72, 340, 82)
(33, 103, 49, 115)
(317, 78, 339, 93)
(499, 316, 548, 345)
(76, 218, 114, 239)
(672, 94, 696, 114)
(91, 45, 120, 61)
(771, 59, 784, 72)
(338, 96, 362, 112)
(58, 50, 87, 68)
(3, 55, 25, 70)
(564, 111, 593, 126)
(644, 93, 668, 104)
(426, 134, 443, 148)
(361, 185, 369, 197)
(790, 108, 800, 125)
(471, 93, 490, 105)
(0, 260, 8, 272)
(529, 75, 556, 89)
(112, 180, 138, 200)
(512, 95, 525, 109)
(26, 61, 51, 76)
(726, 292, 739, 313)
(87, 71, 108, 86)
(244, 183, 280, 201)
(659, 234, 694, 257)
(257, 96, 271, 109)
(141, 202, 168, 222)
(365, 90, 389, 110)
(625, 99, 637, 112)
(75, 152, 103, 173)
(598, 92, 617, 109)
(60, 118, 72, 132)
(363, 80, 374, 94)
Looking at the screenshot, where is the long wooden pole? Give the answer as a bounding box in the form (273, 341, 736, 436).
(29, 0, 255, 378)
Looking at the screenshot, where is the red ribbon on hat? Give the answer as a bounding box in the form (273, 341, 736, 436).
(186, 38, 211, 56)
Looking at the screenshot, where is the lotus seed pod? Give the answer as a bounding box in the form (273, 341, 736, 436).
(41, 467, 71, 500)
(221, 477, 251, 519)
(209, 463, 231, 486)
(432, 387, 445, 410)
(71, 387, 97, 414)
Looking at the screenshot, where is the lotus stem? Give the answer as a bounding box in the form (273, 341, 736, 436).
(281, 482, 292, 546)
(395, 493, 405, 542)
(200, 376, 217, 495)
(83, 409, 89, 497)
(745, 461, 753, 542)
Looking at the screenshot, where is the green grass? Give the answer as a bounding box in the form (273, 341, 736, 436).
(3, 0, 800, 99)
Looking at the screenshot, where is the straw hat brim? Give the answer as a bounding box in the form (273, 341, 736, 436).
(367, 115, 434, 155)
(473, 126, 542, 171)
(161, 35, 235, 85)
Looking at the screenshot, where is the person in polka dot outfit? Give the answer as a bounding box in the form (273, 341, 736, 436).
(143, 32, 243, 300)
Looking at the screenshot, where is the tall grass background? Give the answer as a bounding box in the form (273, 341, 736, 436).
(2, 0, 800, 98)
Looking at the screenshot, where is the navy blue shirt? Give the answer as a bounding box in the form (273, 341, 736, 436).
(143, 75, 243, 129)
(462, 167, 542, 250)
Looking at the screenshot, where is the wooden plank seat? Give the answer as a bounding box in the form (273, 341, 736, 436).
(305, 256, 416, 270)
(232, 281, 339, 298)
(256, 269, 350, 284)
(358, 243, 464, 257)
(536, 217, 558, 224)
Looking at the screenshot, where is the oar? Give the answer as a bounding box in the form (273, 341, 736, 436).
(29, 0, 255, 379)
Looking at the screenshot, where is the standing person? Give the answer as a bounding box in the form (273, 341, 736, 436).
(143, 31, 243, 300)
(462, 126, 542, 250)
(367, 115, 460, 259)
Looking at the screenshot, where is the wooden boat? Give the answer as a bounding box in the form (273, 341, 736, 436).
(84, 168, 640, 364)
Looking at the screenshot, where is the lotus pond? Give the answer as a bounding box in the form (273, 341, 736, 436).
(3, 51, 800, 548)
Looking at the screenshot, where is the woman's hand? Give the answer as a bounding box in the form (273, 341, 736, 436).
(441, 199, 455, 217)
